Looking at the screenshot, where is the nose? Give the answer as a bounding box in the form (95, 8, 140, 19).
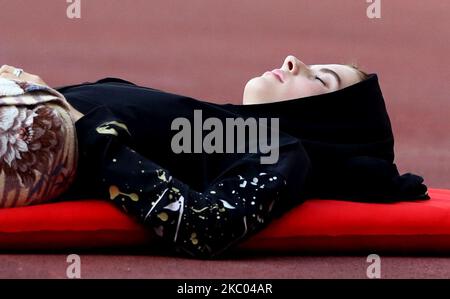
(281, 55, 309, 76)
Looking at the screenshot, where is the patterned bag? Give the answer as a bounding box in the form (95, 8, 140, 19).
(0, 78, 78, 208)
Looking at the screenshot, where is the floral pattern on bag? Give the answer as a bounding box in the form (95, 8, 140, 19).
(0, 78, 78, 208)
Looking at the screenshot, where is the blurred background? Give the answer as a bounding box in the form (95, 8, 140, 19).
(1, 0, 449, 188)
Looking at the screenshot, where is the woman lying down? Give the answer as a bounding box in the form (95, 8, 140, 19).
(0, 55, 428, 258)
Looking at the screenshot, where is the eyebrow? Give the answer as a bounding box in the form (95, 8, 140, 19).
(319, 68, 342, 87)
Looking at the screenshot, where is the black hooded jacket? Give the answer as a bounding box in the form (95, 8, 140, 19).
(55, 75, 429, 215)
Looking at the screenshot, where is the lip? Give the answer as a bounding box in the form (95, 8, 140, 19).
(270, 69, 284, 83)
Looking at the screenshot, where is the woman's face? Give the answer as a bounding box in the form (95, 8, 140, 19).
(243, 55, 364, 105)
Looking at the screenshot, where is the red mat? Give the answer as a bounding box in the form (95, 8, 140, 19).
(0, 189, 449, 254)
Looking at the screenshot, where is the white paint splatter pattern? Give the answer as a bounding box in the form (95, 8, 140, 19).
(105, 157, 286, 259)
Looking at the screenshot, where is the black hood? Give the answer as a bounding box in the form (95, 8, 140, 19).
(220, 74, 429, 201)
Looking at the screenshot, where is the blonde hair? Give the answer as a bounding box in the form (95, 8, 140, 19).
(345, 63, 369, 81)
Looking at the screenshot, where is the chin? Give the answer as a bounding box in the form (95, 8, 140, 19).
(243, 77, 274, 105)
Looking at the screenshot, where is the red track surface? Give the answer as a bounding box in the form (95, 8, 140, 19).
(1, 253, 450, 279)
(1, 0, 449, 278)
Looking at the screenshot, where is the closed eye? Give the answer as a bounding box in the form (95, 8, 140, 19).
(315, 76, 326, 86)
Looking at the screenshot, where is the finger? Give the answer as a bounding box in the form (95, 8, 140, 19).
(0, 72, 18, 80)
(0, 65, 16, 74)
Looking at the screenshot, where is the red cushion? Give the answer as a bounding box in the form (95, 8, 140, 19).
(0, 189, 449, 253)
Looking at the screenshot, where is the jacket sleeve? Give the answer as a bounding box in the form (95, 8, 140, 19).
(74, 105, 310, 259)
